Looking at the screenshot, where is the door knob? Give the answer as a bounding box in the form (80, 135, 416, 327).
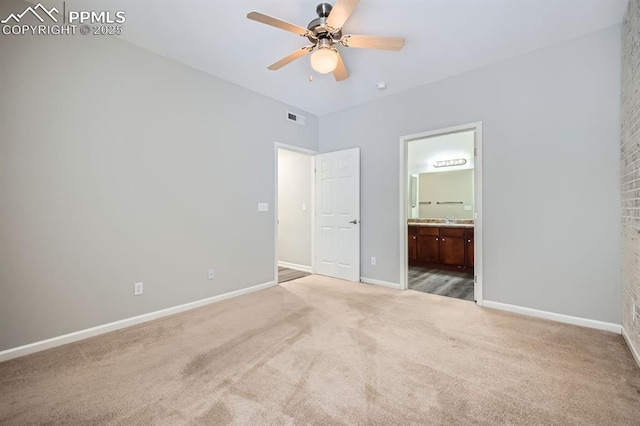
(349, 219, 359, 224)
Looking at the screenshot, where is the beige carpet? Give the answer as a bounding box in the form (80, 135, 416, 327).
(1, 275, 639, 425)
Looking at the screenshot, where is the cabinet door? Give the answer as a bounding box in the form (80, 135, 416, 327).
(465, 229, 474, 268)
(408, 234, 418, 262)
(408, 226, 418, 263)
(417, 235, 440, 263)
(439, 236, 465, 266)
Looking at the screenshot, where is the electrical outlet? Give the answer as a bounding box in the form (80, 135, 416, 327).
(208, 269, 215, 280)
(134, 282, 143, 296)
(371, 257, 376, 265)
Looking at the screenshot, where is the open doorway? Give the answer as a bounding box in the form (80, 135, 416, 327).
(275, 144, 362, 285)
(399, 123, 483, 304)
(275, 145, 314, 283)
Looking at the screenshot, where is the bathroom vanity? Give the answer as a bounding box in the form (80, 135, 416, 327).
(408, 222, 474, 270)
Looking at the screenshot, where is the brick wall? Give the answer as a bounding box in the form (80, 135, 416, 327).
(621, 0, 640, 362)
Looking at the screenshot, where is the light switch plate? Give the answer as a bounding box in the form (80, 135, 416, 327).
(258, 203, 269, 212)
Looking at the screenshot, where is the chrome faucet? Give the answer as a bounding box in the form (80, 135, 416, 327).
(445, 216, 455, 224)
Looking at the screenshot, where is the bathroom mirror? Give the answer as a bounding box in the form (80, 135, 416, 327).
(416, 169, 473, 219)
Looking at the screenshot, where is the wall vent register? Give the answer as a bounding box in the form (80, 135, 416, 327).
(286, 111, 306, 125)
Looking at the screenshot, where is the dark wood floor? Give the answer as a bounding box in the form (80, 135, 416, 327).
(408, 266, 474, 301)
(278, 267, 311, 283)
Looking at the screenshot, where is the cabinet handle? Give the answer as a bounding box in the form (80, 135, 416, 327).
(413, 236, 416, 240)
(435, 238, 439, 241)
(441, 238, 445, 241)
(468, 240, 471, 243)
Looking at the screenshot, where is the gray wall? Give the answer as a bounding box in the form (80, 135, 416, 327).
(320, 26, 622, 323)
(0, 0, 318, 351)
(277, 149, 312, 268)
(621, 0, 640, 357)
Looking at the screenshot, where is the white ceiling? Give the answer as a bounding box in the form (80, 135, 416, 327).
(79, 0, 626, 116)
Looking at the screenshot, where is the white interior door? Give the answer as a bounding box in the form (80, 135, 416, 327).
(315, 148, 360, 282)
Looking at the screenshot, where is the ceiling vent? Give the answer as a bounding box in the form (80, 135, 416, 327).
(286, 111, 306, 125)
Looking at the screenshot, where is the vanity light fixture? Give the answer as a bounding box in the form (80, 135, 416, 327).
(433, 158, 467, 168)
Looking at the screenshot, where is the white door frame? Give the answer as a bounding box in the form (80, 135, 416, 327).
(398, 122, 484, 305)
(274, 142, 317, 284)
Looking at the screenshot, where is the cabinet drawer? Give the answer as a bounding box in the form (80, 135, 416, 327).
(418, 226, 439, 236)
(441, 227, 465, 237)
(408, 226, 417, 235)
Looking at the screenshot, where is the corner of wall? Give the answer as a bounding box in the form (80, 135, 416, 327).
(620, 0, 640, 368)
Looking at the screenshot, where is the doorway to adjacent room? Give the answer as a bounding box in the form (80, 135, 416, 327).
(275, 145, 314, 283)
(399, 123, 483, 304)
(274, 144, 361, 285)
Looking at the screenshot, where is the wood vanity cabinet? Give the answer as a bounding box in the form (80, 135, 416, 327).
(417, 227, 440, 263)
(439, 228, 465, 266)
(466, 228, 474, 268)
(408, 226, 418, 262)
(408, 225, 474, 270)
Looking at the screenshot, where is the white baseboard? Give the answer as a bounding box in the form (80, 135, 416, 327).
(360, 277, 401, 290)
(278, 261, 312, 273)
(482, 300, 622, 333)
(0, 280, 277, 363)
(622, 326, 640, 369)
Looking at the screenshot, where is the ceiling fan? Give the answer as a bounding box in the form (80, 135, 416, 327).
(247, 0, 405, 81)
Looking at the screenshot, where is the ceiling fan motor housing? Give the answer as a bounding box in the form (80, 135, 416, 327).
(316, 3, 332, 18)
(307, 3, 341, 44)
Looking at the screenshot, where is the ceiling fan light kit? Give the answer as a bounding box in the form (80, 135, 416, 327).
(310, 38, 338, 74)
(311, 48, 339, 74)
(247, 0, 405, 82)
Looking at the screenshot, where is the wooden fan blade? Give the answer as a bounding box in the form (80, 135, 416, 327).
(267, 46, 313, 70)
(247, 11, 311, 37)
(333, 50, 349, 81)
(341, 35, 405, 51)
(325, 0, 360, 31)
